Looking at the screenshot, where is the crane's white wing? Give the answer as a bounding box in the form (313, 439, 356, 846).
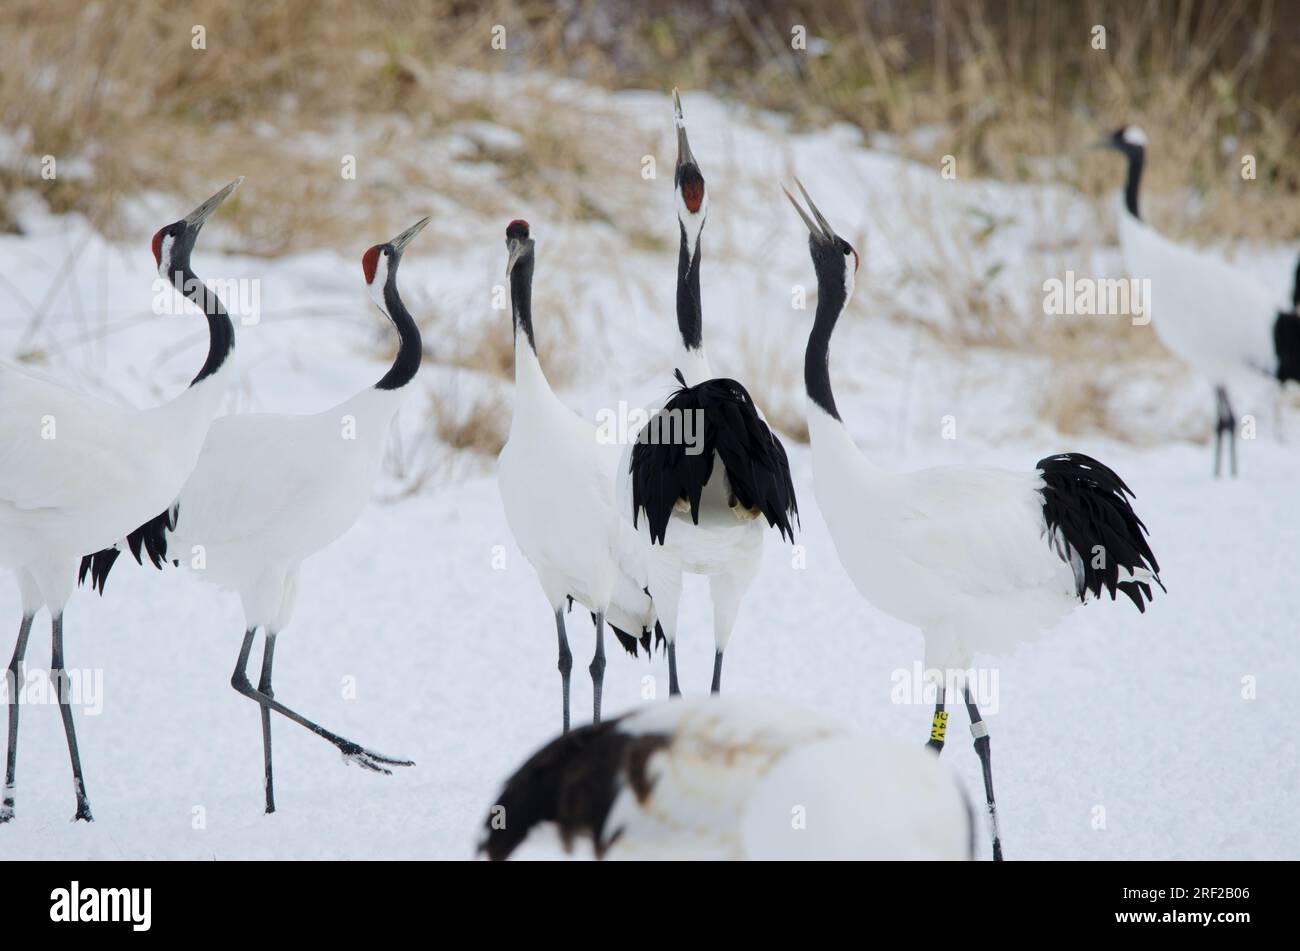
(0, 367, 145, 512)
(885, 464, 1068, 601)
(1120, 211, 1279, 379)
(171, 413, 326, 549)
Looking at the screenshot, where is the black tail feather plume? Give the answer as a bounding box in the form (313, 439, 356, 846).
(77, 504, 178, 595)
(630, 371, 798, 545)
(579, 605, 662, 661)
(77, 547, 121, 595)
(1037, 453, 1163, 612)
(478, 716, 670, 861)
(610, 623, 641, 658)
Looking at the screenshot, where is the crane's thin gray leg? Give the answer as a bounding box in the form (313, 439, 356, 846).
(1225, 390, 1239, 477)
(258, 631, 277, 814)
(555, 609, 572, 733)
(1215, 386, 1237, 478)
(1, 614, 34, 823)
(230, 628, 412, 774)
(710, 649, 723, 694)
(667, 641, 681, 696)
(964, 685, 1002, 861)
(926, 685, 948, 753)
(51, 613, 92, 822)
(590, 612, 607, 723)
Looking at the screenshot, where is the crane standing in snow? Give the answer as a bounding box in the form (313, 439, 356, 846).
(1097, 125, 1300, 476)
(623, 90, 797, 696)
(785, 180, 1163, 860)
(81, 218, 431, 812)
(497, 220, 658, 733)
(1, 179, 242, 822)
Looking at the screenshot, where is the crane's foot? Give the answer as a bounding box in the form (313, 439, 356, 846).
(338, 741, 414, 774)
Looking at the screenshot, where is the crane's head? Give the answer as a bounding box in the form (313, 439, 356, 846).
(1095, 125, 1148, 156)
(152, 177, 243, 280)
(673, 89, 708, 246)
(363, 215, 431, 310)
(505, 219, 534, 279)
(783, 177, 859, 306)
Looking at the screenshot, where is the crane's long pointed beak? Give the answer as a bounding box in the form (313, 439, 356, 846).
(795, 178, 835, 238)
(183, 177, 244, 228)
(390, 215, 431, 254)
(674, 88, 697, 168)
(783, 178, 835, 243)
(506, 239, 525, 278)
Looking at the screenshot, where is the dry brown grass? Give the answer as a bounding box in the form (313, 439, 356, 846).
(429, 384, 511, 458)
(3, 0, 1296, 449)
(11, 1, 1293, 244)
(0, 0, 646, 251)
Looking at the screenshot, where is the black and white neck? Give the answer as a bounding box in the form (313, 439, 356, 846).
(673, 89, 710, 384)
(803, 240, 853, 422)
(157, 229, 234, 388)
(363, 216, 430, 392)
(506, 219, 537, 358)
(1108, 126, 1147, 221)
(784, 180, 859, 424)
(152, 177, 243, 387)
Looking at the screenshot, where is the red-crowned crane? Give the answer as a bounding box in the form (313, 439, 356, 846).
(1097, 125, 1300, 476)
(80, 218, 431, 813)
(1, 178, 242, 822)
(622, 90, 797, 697)
(496, 220, 658, 733)
(785, 180, 1163, 860)
(480, 696, 973, 860)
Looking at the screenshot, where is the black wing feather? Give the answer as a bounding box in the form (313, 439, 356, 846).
(76, 504, 178, 595)
(478, 717, 671, 860)
(1037, 453, 1163, 611)
(630, 372, 798, 544)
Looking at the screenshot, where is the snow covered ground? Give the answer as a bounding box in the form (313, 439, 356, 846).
(1, 78, 1297, 859)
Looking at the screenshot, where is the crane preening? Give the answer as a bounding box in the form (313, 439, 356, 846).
(480, 696, 973, 860)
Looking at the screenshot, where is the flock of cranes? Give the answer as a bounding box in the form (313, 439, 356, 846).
(2, 91, 1295, 860)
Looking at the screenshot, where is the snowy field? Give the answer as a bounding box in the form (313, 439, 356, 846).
(2, 80, 1298, 860)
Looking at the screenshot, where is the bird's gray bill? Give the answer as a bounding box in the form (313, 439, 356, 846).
(674, 88, 696, 167)
(183, 177, 244, 228)
(391, 215, 432, 253)
(783, 178, 835, 242)
(506, 239, 528, 277)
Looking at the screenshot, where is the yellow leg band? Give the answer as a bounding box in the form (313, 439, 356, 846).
(930, 710, 949, 743)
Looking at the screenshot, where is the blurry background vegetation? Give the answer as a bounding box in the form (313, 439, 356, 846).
(0, 0, 1296, 452)
(2, 0, 1296, 245)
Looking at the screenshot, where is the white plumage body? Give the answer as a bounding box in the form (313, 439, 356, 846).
(618, 357, 767, 656)
(807, 403, 1078, 671)
(510, 697, 972, 861)
(164, 386, 401, 630)
(1117, 202, 1278, 386)
(498, 342, 654, 636)
(0, 366, 228, 612)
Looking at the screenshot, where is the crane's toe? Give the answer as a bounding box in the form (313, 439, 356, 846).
(338, 741, 414, 773)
